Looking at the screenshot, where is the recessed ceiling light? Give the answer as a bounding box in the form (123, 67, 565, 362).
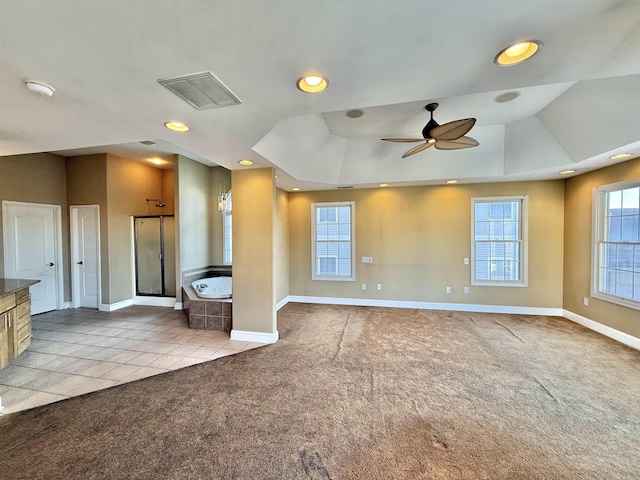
(238, 159, 254, 166)
(494, 91, 521, 103)
(494, 40, 542, 66)
(292, 187, 301, 191)
(559, 169, 576, 175)
(610, 153, 632, 159)
(148, 158, 167, 165)
(140, 140, 157, 146)
(446, 180, 458, 184)
(296, 74, 328, 93)
(378, 183, 389, 187)
(164, 121, 189, 132)
(346, 109, 364, 119)
(25, 80, 55, 97)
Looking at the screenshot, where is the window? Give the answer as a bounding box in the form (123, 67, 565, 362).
(472, 196, 528, 286)
(312, 202, 354, 281)
(223, 191, 232, 265)
(593, 180, 640, 310)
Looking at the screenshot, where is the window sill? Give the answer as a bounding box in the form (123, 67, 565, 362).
(592, 292, 640, 312)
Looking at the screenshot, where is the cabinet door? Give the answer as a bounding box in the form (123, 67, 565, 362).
(0, 312, 9, 370)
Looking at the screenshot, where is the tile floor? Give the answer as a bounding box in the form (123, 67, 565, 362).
(0, 305, 263, 415)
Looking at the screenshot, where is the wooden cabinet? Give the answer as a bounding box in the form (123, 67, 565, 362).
(0, 287, 32, 371)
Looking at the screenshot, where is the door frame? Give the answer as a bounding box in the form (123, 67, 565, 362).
(2, 200, 64, 311)
(70, 205, 101, 309)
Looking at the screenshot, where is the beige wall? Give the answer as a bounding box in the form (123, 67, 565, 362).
(288, 180, 565, 308)
(66, 154, 109, 301)
(564, 157, 640, 338)
(275, 188, 289, 304)
(0, 153, 70, 300)
(106, 155, 164, 303)
(232, 168, 276, 334)
(176, 155, 215, 272)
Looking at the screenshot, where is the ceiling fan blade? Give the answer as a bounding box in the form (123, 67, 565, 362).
(434, 136, 479, 150)
(402, 141, 433, 158)
(381, 137, 425, 143)
(429, 118, 476, 141)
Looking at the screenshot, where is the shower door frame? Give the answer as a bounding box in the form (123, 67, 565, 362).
(133, 214, 175, 298)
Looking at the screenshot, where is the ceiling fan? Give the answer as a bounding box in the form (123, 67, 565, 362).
(381, 103, 479, 158)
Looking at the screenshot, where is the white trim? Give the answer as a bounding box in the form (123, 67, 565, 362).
(231, 329, 279, 344)
(174, 302, 184, 310)
(471, 195, 528, 287)
(0, 396, 3, 413)
(134, 296, 176, 307)
(276, 297, 290, 311)
(285, 295, 562, 316)
(311, 201, 355, 282)
(62, 301, 72, 310)
(99, 298, 134, 312)
(562, 309, 640, 351)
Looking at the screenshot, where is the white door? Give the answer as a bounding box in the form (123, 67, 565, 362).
(71, 205, 100, 308)
(3, 201, 62, 314)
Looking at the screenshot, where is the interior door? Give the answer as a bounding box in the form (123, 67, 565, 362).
(3, 201, 60, 314)
(71, 205, 100, 308)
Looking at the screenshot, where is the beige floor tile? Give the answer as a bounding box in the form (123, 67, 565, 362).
(222, 340, 249, 351)
(1, 391, 68, 414)
(167, 344, 201, 356)
(169, 357, 208, 369)
(143, 342, 183, 354)
(98, 364, 141, 381)
(77, 361, 120, 378)
(145, 355, 183, 370)
(199, 337, 232, 348)
(18, 371, 73, 391)
(66, 377, 118, 396)
(119, 366, 168, 383)
(242, 342, 267, 351)
(42, 375, 91, 395)
(0, 365, 48, 388)
(125, 352, 162, 367)
(209, 348, 238, 360)
(11, 351, 61, 368)
(105, 349, 142, 364)
(36, 355, 82, 372)
(56, 358, 101, 374)
(188, 346, 221, 359)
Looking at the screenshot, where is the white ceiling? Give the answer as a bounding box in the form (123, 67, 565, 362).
(1, 0, 640, 191)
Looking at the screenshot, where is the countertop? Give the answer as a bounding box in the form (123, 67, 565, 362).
(0, 278, 40, 297)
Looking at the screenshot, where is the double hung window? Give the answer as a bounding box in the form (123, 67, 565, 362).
(312, 202, 355, 281)
(592, 181, 640, 310)
(472, 196, 528, 286)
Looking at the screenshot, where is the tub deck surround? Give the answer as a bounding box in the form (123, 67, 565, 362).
(183, 286, 232, 332)
(191, 277, 232, 299)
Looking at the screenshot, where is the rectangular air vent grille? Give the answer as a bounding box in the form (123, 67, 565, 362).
(158, 72, 241, 110)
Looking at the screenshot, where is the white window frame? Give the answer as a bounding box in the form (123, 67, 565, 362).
(223, 190, 232, 265)
(311, 201, 355, 281)
(471, 195, 528, 287)
(591, 179, 640, 311)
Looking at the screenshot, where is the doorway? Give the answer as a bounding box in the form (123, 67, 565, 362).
(134, 215, 175, 297)
(70, 205, 100, 308)
(2, 201, 63, 314)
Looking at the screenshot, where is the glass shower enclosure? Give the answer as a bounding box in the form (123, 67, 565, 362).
(134, 215, 176, 297)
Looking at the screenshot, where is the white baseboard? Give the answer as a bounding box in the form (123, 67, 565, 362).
(276, 297, 289, 311)
(563, 309, 640, 351)
(285, 295, 563, 316)
(174, 302, 184, 310)
(231, 329, 279, 344)
(134, 296, 176, 308)
(99, 298, 134, 312)
(62, 302, 72, 310)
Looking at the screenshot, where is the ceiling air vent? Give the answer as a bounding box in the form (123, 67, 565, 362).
(158, 72, 241, 110)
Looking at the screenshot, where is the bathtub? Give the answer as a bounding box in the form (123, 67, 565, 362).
(191, 276, 232, 299)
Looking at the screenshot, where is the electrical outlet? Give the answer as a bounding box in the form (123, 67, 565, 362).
(445, 286, 451, 294)
(584, 297, 589, 306)
(376, 284, 382, 291)
(464, 257, 469, 265)
(463, 286, 469, 294)
(361, 256, 373, 263)
(361, 283, 366, 290)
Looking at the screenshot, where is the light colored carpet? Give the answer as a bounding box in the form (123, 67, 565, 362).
(1, 304, 638, 479)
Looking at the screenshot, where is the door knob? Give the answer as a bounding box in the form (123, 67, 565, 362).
(47, 263, 54, 266)
(77, 261, 83, 265)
